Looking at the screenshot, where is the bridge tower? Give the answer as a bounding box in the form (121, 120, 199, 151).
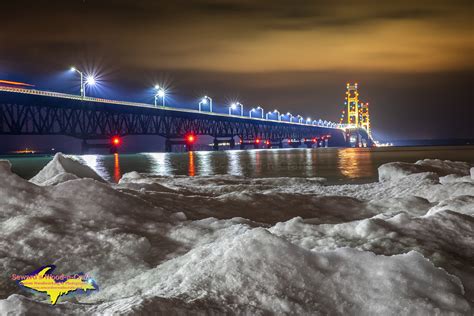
(345, 83, 359, 126)
(359, 102, 371, 136)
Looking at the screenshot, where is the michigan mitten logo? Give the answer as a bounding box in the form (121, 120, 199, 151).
(12, 265, 97, 304)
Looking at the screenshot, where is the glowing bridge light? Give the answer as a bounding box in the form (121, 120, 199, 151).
(86, 75, 96, 86)
(186, 134, 196, 143)
(229, 102, 243, 116)
(250, 106, 264, 118)
(154, 85, 166, 107)
(198, 96, 212, 112)
(111, 136, 121, 146)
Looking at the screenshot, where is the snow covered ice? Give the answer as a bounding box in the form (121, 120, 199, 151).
(0, 154, 473, 315)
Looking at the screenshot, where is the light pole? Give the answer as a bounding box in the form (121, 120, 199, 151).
(199, 96, 213, 112)
(306, 117, 311, 124)
(251, 106, 265, 118)
(266, 109, 280, 120)
(274, 109, 281, 121)
(154, 85, 166, 107)
(71, 67, 86, 99)
(250, 108, 256, 118)
(229, 102, 243, 116)
(286, 112, 294, 122)
(296, 115, 303, 124)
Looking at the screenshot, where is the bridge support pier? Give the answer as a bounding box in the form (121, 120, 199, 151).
(165, 139, 172, 152)
(229, 138, 235, 149)
(213, 138, 219, 151)
(81, 139, 118, 154)
(290, 142, 301, 149)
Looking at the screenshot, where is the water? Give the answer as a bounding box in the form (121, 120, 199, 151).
(3, 146, 474, 185)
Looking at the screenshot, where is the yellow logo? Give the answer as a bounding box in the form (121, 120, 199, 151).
(12, 265, 97, 305)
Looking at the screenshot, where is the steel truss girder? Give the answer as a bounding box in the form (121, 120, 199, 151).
(0, 94, 342, 141)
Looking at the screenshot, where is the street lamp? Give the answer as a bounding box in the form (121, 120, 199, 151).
(266, 109, 280, 120)
(274, 109, 281, 121)
(296, 115, 303, 124)
(70, 67, 96, 98)
(285, 112, 294, 122)
(250, 106, 264, 118)
(154, 85, 166, 107)
(306, 117, 311, 124)
(257, 106, 264, 118)
(249, 106, 265, 119)
(199, 96, 213, 112)
(229, 102, 243, 116)
(250, 108, 256, 118)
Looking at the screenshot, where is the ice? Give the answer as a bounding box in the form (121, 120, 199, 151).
(378, 159, 471, 182)
(30, 153, 105, 185)
(0, 156, 473, 314)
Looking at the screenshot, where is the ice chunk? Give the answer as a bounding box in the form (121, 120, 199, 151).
(94, 228, 471, 315)
(378, 159, 472, 182)
(425, 195, 474, 216)
(415, 159, 471, 176)
(378, 162, 429, 182)
(30, 153, 105, 185)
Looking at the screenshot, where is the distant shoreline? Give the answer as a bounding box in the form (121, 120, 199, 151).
(0, 144, 473, 158)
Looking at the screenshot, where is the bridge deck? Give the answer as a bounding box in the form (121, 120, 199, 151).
(0, 86, 338, 129)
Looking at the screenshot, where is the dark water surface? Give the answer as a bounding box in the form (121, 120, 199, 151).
(3, 146, 474, 184)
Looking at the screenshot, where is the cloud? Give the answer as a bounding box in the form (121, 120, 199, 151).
(0, 0, 472, 73)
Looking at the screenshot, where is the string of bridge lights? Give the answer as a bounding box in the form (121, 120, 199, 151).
(69, 66, 340, 128)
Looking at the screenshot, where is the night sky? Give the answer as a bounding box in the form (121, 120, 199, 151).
(0, 0, 473, 151)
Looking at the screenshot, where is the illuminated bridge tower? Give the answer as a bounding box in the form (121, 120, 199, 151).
(359, 102, 371, 135)
(345, 83, 359, 126)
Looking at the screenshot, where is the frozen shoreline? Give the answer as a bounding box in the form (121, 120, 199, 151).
(0, 154, 473, 314)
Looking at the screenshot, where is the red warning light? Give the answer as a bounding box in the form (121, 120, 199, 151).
(265, 140, 270, 145)
(255, 138, 261, 144)
(186, 134, 196, 143)
(312, 138, 317, 143)
(111, 136, 121, 146)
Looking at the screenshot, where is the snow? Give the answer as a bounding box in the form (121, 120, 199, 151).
(0, 156, 473, 314)
(30, 153, 105, 185)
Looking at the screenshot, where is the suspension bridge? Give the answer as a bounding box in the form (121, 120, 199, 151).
(0, 83, 373, 152)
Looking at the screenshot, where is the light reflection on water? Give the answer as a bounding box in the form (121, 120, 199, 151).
(227, 150, 242, 176)
(5, 146, 474, 185)
(188, 151, 195, 177)
(113, 153, 121, 183)
(196, 151, 212, 176)
(145, 152, 172, 176)
(337, 148, 373, 179)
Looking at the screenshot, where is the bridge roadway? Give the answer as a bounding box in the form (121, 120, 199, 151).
(0, 86, 369, 149)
